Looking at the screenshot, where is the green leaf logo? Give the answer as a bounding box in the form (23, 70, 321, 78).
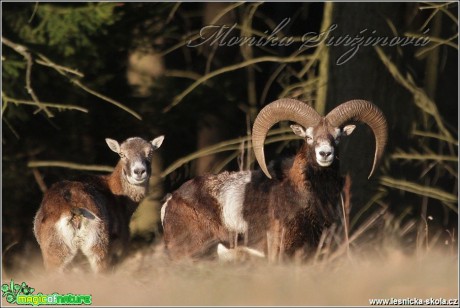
(1, 279, 35, 304)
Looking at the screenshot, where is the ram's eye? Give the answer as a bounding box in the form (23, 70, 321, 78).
(119, 152, 126, 158)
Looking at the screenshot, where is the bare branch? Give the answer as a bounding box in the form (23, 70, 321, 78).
(375, 46, 454, 140)
(2, 36, 53, 117)
(32, 168, 48, 193)
(391, 153, 458, 162)
(166, 2, 181, 24)
(34, 52, 142, 120)
(2, 36, 142, 120)
(28, 161, 114, 172)
(163, 54, 313, 113)
(71, 80, 142, 120)
(28, 2, 40, 23)
(380, 176, 458, 205)
(2, 117, 20, 139)
(161, 127, 296, 177)
(35, 58, 84, 77)
(163, 70, 201, 81)
(2, 92, 88, 115)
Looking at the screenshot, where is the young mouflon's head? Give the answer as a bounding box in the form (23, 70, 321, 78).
(105, 136, 164, 185)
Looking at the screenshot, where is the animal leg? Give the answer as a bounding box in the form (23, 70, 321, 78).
(82, 243, 109, 273)
(42, 239, 76, 272)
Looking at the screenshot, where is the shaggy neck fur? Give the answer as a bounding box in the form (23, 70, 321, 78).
(107, 163, 149, 203)
(295, 142, 342, 220)
(268, 142, 340, 239)
(289, 146, 308, 190)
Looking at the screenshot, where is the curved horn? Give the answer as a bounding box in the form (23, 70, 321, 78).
(252, 98, 321, 179)
(326, 100, 388, 179)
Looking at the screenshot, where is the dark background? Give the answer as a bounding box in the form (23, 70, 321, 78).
(2, 2, 458, 272)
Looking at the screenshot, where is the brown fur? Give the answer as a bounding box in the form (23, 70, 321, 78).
(33, 136, 163, 272)
(163, 141, 343, 260)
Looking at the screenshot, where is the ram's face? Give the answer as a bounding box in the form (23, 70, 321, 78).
(291, 123, 356, 167)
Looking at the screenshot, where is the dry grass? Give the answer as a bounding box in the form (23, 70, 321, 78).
(2, 239, 458, 306)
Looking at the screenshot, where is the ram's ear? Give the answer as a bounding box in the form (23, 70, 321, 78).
(342, 125, 356, 137)
(290, 124, 308, 137)
(291, 124, 314, 145)
(105, 138, 120, 154)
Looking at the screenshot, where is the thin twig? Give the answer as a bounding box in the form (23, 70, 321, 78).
(72, 80, 142, 120)
(241, 3, 261, 172)
(259, 30, 314, 110)
(28, 161, 114, 172)
(328, 208, 387, 263)
(313, 226, 330, 264)
(163, 70, 202, 81)
(407, 33, 459, 58)
(315, 1, 333, 116)
(35, 58, 84, 77)
(391, 153, 457, 162)
(349, 191, 387, 230)
(412, 130, 458, 145)
(205, 44, 219, 76)
(210, 2, 244, 25)
(166, 2, 181, 24)
(341, 174, 352, 259)
(260, 62, 287, 105)
(279, 78, 319, 99)
(380, 176, 458, 205)
(2, 117, 20, 139)
(212, 151, 240, 174)
(419, 2, 455, 11)
(32, 168, 48, 193)
(436, 5, 458, 24)
(418, 8, 439, 32)
(2, 93, 88, 115)
(28, 2, 40, 23)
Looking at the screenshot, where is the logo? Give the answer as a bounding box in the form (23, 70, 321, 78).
(1, 279, 92, 306)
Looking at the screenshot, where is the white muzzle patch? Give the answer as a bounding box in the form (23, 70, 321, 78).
(315, 141, 334, 167)
(126, 161, 149, 185)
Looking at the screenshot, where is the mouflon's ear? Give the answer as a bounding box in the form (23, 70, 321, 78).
(151, 135, 165, 150)
(105, 138, 120, 154)
(342, 125, 356, 137)
(290, 124, 308, 138)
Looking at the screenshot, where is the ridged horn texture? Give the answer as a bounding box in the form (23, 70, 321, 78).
(325, 99, 388, 179)
(252, 98, 321, 179)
